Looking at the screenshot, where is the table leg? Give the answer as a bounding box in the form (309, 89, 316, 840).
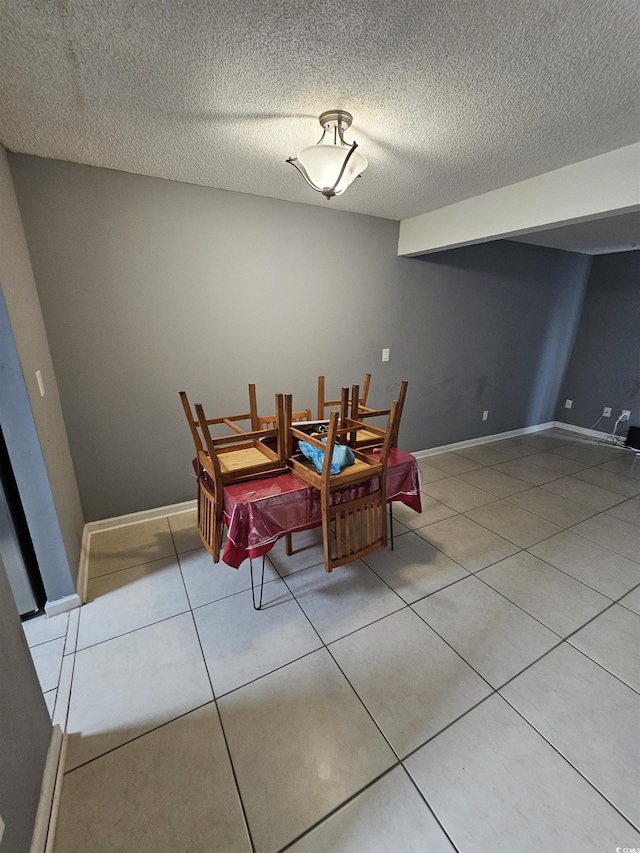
(250, 555, 266, 610)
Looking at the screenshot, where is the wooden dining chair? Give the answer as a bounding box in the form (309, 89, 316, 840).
(345, 380, 408, 450)
(317, 373, 371, 419)
(286, 396, 399, 572)
(182, 395, 287, 563)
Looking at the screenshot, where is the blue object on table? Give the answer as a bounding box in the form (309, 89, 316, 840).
(298, 439, 355, 475)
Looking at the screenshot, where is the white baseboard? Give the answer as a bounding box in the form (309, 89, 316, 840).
(45, 594, 81, 617)
(84, 498, 196, 535)
(552, 421, 612, 440)
(44, 733, 67, 853)
(412, 421, 556, 459)
(77, 523, 90, 604)
(30, 726, 66, 853)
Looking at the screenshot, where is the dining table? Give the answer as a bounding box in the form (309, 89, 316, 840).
(215, 446, 422, 568)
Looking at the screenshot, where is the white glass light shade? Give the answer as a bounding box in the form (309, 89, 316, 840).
(296, 142, 368, 195)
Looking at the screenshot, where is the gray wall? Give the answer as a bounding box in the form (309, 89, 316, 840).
(0, 557, 51, 853)
(0, 147, 83, 595)
(9, 154, 590, 521)
(557, 250, 640, 430)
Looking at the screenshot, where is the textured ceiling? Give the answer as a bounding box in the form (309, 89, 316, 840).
(510, 211, 640, 255)
(0, 0, 638, 221)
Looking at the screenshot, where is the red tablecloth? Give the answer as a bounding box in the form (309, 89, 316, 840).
(218, 448, 422, 568)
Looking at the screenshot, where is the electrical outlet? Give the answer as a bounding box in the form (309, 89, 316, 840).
(621, 410, 631, 421)
(381, 348, 390, 362)
(603, 407, 612, 417)
(482, 410, 489, 421)
(564, 399, 573, 409)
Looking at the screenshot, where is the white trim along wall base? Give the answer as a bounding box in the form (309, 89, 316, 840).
(44, 594, 81, 617)
(30, 726, 66, 853)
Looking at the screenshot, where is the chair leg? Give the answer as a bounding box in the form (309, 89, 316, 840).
(389, 502, 394, 551)
(250, 555, 266, 610)
(213, 521, 224, 563)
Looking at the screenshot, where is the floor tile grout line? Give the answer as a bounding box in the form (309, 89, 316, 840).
(473, 566, 640, 698)
(615, 577, 640, 614)
(73, 608, 193, 655)
(416, 486, 578, 554)
(362, 552, 474, 610)
(280, 565, 409, 650)
(214, 646, 323, 701)
(564, 522, 640, 565)
(279, 568, 407, 761)
(404, 591, 638, 783)
(399, 691, 498, 765)
(562, 640, 640, 699)
(417, 770, 485, 853)
(276, 762, 404, 853)
(501, 492, 601, 525)
(489, 623, 639, 699)
(409, 576, 620, 703)
(278, 761, 462, 853)
(397, 764, 462, 853)
(43, 634, 67, 697)
(188, 572, 282, 612)
(497, 692, 640, 836)
(411, 518, 526, 572)
(324, 642, 403, 760)
(455, 487, 638, 556)
(62, 697, 217, 776)
(407, 602, 498, 694)
(470, 567, 605, 643)
(469, 447, 637, 505)
(364, 534, 640, 692)
(455, 507, 570, 552)
(520, 542, 624, 602)
(85, 551, 180, 583)
(537, 484, 630, 512)
(25, 632, 68, 652)
(55, 647, 77, 736)
(180, 565, 258, 853)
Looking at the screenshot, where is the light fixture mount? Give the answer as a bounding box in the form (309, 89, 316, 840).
(318, 109, 353, 131)
(287, 109, 368, 200)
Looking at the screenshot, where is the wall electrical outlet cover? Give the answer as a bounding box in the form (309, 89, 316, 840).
(482, 410, 489, 421)
(621, 410, 631, 420)
(564, 399, 573, 409)
(603, 407, 612, 417)
(381, 348, 390, 362)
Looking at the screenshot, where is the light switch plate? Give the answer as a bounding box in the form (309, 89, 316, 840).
(382, 348, 390, 362)
(36, 369, 45, 397)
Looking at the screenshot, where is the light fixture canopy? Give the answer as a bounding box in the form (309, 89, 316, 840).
(287, 110, 368, 200)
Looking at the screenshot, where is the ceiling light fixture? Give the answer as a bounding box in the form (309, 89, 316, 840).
(286, 110, 368, 200)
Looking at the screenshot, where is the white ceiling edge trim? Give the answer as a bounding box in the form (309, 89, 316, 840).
(397, 143, 640, 257)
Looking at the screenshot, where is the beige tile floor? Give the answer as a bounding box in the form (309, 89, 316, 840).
(23, 429, 640, 852)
